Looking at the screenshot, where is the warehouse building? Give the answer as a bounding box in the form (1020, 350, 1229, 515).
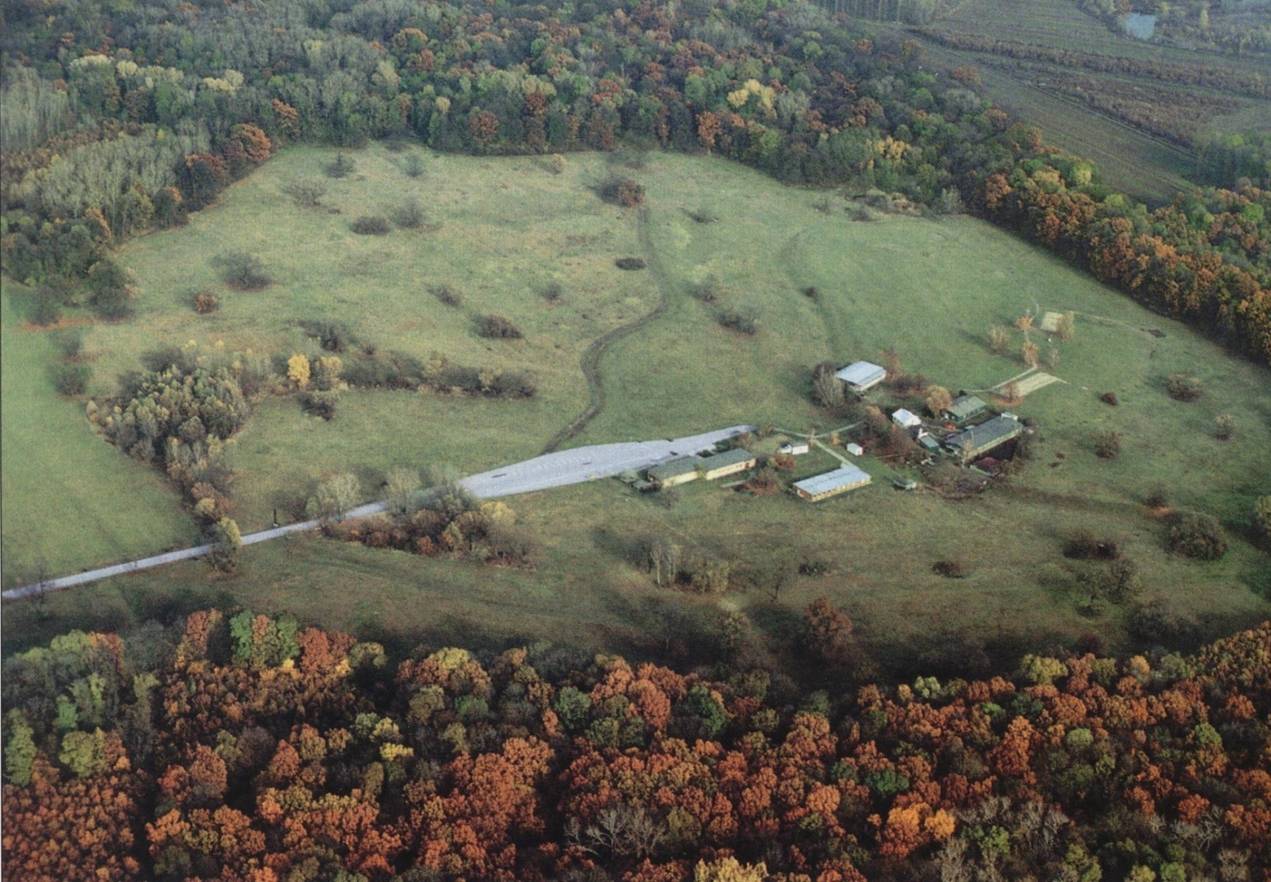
(792, 464, 872, 502)
(944, 414, 1023, 463)
(647, 456, 704, 488)
(699, 448, 758, 481)
(834, 360, 887, 393)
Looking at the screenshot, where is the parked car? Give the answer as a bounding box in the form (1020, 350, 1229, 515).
(892, 476, 918, 491)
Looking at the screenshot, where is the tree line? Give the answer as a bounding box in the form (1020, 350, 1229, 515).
(1, 0, 1268, 362)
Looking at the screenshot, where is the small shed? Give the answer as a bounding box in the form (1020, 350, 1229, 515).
(647, 456, 703, 488)
(845, 442, 864, 456)
(917, 434, 942, 454)
(834, 361, 886, 393)
(699, 448, 758, 481)
(891, 408, 921, 430)
(942, 394, 988, 425)
(778, 441, 810, 456)
(792, 464, 872, 502)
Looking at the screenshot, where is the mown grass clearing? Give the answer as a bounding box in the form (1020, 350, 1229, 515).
(1, 286, 195, 584)
(4, 145, 1267, 672)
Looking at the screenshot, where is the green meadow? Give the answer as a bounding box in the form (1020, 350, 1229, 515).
(3, 144, 1267, 671)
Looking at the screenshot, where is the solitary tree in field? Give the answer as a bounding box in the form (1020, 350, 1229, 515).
(649, 538, 682, 588)
(812, 366, 845, 409)
(1214, 414, 1235, 440)
(1015, 312, 1034, 335)
(287, 354, 311, 389)
(1021, 341, 1039, 369)
(988, 325, 1010, 355)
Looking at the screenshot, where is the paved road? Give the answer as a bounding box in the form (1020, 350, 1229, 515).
(1, 425, 753, 600)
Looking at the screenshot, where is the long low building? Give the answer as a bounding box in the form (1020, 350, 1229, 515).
(647, 456, 704, 487)
(792, 463, 872, 502)
(699, 448, 758, 481)
(944, 413, 1023, 463)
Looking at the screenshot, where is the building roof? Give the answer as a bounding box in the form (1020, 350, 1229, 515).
(946, 414, 1021, 454)
(845, 443, 864, 456)
(834, 361, 886, 388)
(892, 408, 921, 428)
(701, 448, 756, 469)
(944, 394, 988, 421)
(793, 464, 872, 496)
(647, 456, 703, 481)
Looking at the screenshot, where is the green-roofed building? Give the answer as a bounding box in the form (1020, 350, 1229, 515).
(647, 456, 704, 488)
(700, 448, 758, 480)
(942, 394, 989, 425)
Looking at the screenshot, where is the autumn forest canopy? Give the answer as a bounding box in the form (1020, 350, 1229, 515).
(2, 611, 1270, 882)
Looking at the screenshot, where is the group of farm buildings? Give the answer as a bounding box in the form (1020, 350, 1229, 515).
(633, 360, 1028, 502)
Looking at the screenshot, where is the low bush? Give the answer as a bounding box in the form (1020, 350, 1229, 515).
(1166, 373, 1203, 401)
(350, 215, 391, 235)
(716, 309, 758, 335)
(687, 207, 718, 223)
(299, 390, 338, 421)
(1093, 430, 1121, 459)
(802, 286, 819, 300)
(599, 175, 645, 207)
(341, 351, 427, 389)
(282, 179, 326, 208)
(476, 314, 523, 339)
(52, 329, 85, 360)
(325, 153, 356, 179)
(1169, 513, 1228, 560)
(402, 153, 424, 178)
(52, 363, 90, 395)
(300, 319, 358, 353)
(431, 285, 462, 307)
(27, 285, 66, 325)
(192, 291, 220, 314)
(215, 251, 272, 291)
(1064, 530, 1121, 560)
(692, 276, 724, 304)
(1099, 391, 1119, 406)
(392, 198, 426, 229)
(541, 282, 564, 303)
(615, 257, 646, 270)
(932, 560, 968, 579)
(1214, 414, 1235, 440)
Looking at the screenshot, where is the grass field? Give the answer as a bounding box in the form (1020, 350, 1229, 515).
(897, 0, 1271, 203)
(0, 286, 196, 583)
(2, 145, 1267, 673)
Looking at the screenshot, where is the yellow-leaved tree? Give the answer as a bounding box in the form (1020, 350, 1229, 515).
(287, 353, 311, 388)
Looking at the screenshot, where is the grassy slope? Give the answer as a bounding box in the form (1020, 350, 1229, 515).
(3, 147, 1267, 668)
(0, 287, 195, 584)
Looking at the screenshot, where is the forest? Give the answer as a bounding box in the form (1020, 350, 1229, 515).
(0, 0, 1269, 362)
(2, 610, 1269, 882)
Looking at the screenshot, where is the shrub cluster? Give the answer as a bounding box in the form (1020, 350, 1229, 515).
(475, 314, 523, 339)
(349, 215, 390, 235)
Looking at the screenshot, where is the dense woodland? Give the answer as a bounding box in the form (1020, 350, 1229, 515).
(2, 611, 1269, 882)
(0, 0, 1269, 362)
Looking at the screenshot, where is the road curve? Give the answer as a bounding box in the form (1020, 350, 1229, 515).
(2, 424, 753, 600)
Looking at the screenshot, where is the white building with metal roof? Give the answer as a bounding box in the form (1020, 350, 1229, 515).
(834, 361, 886, 392)
(792, 464, 872, 502)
